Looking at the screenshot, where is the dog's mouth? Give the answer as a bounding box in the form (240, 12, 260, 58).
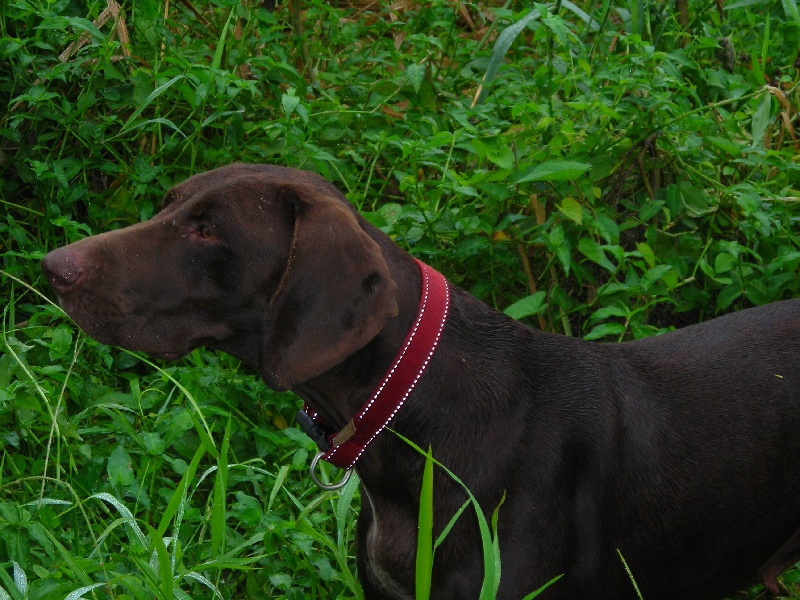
(62, 310, 191, 362)
(55, 294, 221, 364)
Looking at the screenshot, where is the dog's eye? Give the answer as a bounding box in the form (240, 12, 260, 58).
(192, 223, 216, 240)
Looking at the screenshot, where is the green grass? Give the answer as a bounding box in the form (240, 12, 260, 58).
(1, 0, 800, 597)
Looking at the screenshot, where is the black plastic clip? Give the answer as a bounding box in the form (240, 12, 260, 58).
(296, 409, 331, 452)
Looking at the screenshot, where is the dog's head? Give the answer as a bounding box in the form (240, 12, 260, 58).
(42, 164, 398, 390)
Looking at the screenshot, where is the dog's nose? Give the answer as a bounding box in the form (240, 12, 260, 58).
(42, 247, 85, 293)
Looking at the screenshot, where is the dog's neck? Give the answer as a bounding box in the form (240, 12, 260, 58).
(294, 237, 426, 474)
(299, 259, 449, 472)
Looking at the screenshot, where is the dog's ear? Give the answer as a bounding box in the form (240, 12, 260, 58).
(260, 184, 398, 390)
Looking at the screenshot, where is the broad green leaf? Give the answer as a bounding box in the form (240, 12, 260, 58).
(143, 432, 165, 455)
(584, 322, 626, 341)
(281, 89, 300, 118)
(714, 253, 737, 274)
(638, 200, 664, 222)
(270, 574, 292, 590)
(4, 535, 29, 572)
(636, 242, 656, 269)
(557, 197, 583, 225)
(406, 63, 426, 94)
(751, 93, 772, 145)
(50, 323, 72, 355)
(717, 284, 742, 311)
(705, 136, 743, 157)
(516, 160, 591, 183)
(591, 306, 628, 321)
(578, 238, 616, 273)
(543, 15, 570, 46)
(65, 17, 104, 39)
(504, 292, 547, 320)
(678, 181, 714, 216)
(642, 265, 674, 290)
(471, 137, 515, 170)
(107, 445, 135, 487)
(627, 0, 644, 34)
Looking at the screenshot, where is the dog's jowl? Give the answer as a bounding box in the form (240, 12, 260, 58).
(43, 163, 800, 600)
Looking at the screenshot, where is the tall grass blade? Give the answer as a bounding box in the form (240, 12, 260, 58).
(473, 10, 540, 106)
(335, 470, 360, 550)
(22, 498, 72, 508)
(119, 75, 184, 132)
(64, 583, 105, 600)
(89, 492, 147, 546)
(415, 446, 435, 600)
(10, 563, 25, 598)
(123, 350, 218, 456)
(560, 0, 600, 29)
(143, 522, 174, 599)
(267, 464, 289, 511)
(434, 498, 470, 548)
(617, 549, 644, 599)
(628, 0, 644, 35)
(390, 431, 501, 599)
(184, 571, 224, 599)
(93, 516, 148, 556)
(490, 493, 506, 596)
(38, 528, 95, 586)
(521, 574, 564, 599)
(211, 417, 232, 559)
(190, 410, 219, 458)
(782, 0, 800, 24)
(157, 443, 206, 537)
(293, 517, 362, 595)
(211, 8, 235, 71)
(0, 565, 21, 600)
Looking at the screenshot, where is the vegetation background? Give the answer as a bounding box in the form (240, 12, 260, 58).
(1, 0, 799, 597)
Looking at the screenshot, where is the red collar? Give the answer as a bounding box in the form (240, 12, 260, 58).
(298, 259, 450, 471)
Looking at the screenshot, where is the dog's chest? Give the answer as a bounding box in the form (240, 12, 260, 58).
(362, 490, 415, 600)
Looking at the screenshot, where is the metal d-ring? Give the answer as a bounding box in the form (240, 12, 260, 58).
(309, 451, 353, 491)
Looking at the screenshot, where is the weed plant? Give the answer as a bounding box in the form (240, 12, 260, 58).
(1, 0, 799, 597)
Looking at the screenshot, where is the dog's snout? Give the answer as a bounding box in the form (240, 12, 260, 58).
(42, 247, 86, 293)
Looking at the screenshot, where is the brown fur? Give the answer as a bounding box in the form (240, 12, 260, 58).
(43, 163, 800, 599)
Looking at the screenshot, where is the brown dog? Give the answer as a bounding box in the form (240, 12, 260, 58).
(42, 163, 800, 599)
